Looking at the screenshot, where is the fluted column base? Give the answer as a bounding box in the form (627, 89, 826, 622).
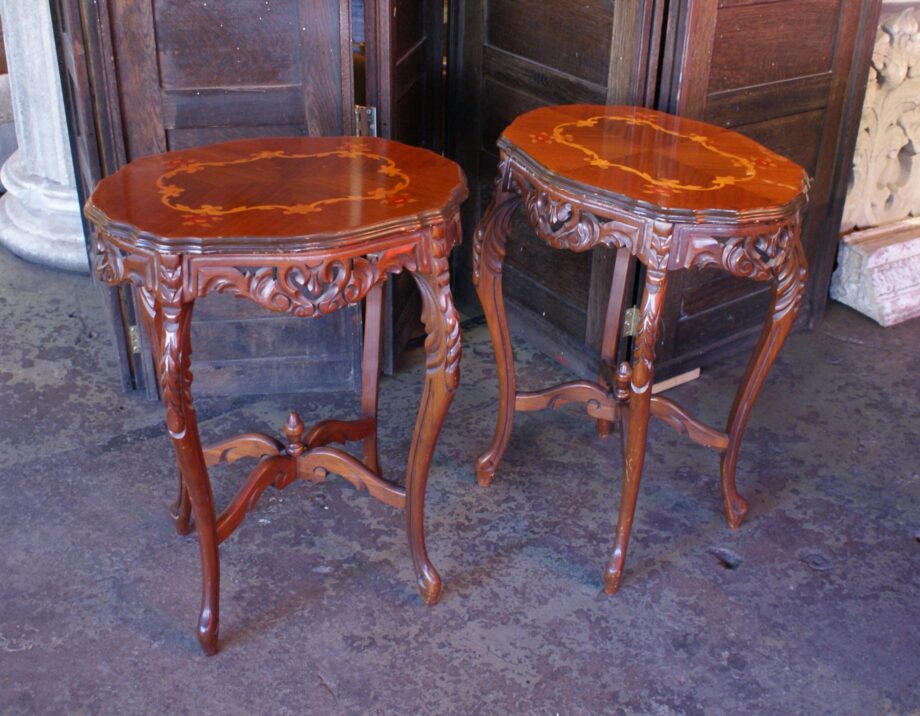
(0, 150, 88, 273)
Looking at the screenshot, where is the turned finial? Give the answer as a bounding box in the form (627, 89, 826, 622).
(284, 412, 305, 456)
(615, 362, 632, 402)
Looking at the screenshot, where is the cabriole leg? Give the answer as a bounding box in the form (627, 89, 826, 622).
(720, 232, 807, 528)
(139, 288, 192, 534)
(405, 225, 462, 605)
(472, 178, 521, 486)
(605, 254, 670, 594)
(152, 295, 220, 655)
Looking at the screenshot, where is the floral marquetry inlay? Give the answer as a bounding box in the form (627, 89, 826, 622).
(85, 136, 466, 245)
(502, 105, 808, 219)
(157, 146, 413, 219)
(547, 113, 760, 195)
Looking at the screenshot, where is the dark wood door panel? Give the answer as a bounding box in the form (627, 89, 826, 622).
(706, 74, 832, 128)
(726, 110, 825, 179)
(708, 0, 840, 92)
(482, 47, 609, 107)
(486, 0, 615, 84)
(153, 1, 304, 87)
(161, 87, 307, 132)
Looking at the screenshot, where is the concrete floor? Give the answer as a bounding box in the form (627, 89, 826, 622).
(1, 245, 918, 715)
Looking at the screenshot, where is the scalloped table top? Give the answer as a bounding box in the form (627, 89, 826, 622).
(86, 136, 467, 252)
(500, 105, 808, 221)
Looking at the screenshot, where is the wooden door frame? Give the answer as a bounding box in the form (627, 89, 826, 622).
(50, 0, 153, 394)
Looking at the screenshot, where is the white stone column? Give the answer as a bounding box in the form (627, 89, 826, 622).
(0, 0, 88, 272)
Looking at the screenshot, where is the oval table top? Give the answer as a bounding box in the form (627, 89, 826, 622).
(86, 136, 468, 253)
(500, 105, 808, 223)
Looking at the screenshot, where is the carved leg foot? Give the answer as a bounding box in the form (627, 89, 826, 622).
(720, 230, 807, 530)
(405, 224, 462, 605)
(472, 175, 520, 486)
(151, 292, 220, 655)
(604, 234, 671, 593)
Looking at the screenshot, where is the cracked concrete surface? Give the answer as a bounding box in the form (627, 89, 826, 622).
(0, 246, 918, 714)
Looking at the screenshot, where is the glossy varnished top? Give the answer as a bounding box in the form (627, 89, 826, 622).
(86, 136, 467, 252)
(501, 105, 808, 222)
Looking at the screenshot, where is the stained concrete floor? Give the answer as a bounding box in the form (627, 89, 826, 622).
(0, 244, 918, 715)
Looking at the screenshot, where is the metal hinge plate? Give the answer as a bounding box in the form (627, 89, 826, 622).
(128, 324, 141, 354)
(623, 306, 640, 337)
(354, 105, 378, 137)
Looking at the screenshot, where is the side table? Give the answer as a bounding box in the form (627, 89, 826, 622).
(85, 136, 467, 654)
(472, 105, 808, 593)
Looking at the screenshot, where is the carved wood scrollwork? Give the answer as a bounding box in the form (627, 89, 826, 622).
(472, 158, 519, 286)
(630, 222, 673, 395)
(687, 216, 807, 322)
(93, 231, 124, 285)
(155, 255, 194, 439)
(690, 221, 790, 280)
(192, 244, 421, 318)
(415, 222, 463, 392)
(518, 178, 641, 254)
(496, 158, 644, 258)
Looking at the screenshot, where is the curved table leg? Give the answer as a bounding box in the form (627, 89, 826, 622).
(720, 231, 807, 529)
(605, 258, 670, 594)
(152, 295, 220, 655)
(472, 179, 521, 486)
(405, 225, 462, 605)
(139, 287, 193, 535)
(361, 282, 385, 475)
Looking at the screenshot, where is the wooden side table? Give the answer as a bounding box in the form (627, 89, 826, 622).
(85, 136, 467, 654)
(472, 105, 809, 593)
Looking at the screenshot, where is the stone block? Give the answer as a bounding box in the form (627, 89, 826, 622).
(830, 217, 920, 326)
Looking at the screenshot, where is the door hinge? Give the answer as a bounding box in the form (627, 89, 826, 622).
(354, 105, 378, 137)
(128, 324, 141, 355)
(623, 306, 640, 337)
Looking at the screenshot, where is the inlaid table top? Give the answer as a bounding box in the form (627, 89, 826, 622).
(500, 105, 808, 223)
(86, 136, 467, 252)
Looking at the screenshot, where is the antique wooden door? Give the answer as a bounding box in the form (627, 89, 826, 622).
(652, 0, 881, 377)
(54, 0, 361, 396)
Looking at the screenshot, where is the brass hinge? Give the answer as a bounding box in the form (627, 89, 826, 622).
(623, 306, 640, 337)
(354, 105, 378, 137)
(128, 324, 141, 355)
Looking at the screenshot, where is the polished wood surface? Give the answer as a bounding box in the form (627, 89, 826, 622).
(474, 105, 808, 595)
(500, 105, 808, 221)
(86, 136, 467, 655)
(87, 136, 466, 249)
